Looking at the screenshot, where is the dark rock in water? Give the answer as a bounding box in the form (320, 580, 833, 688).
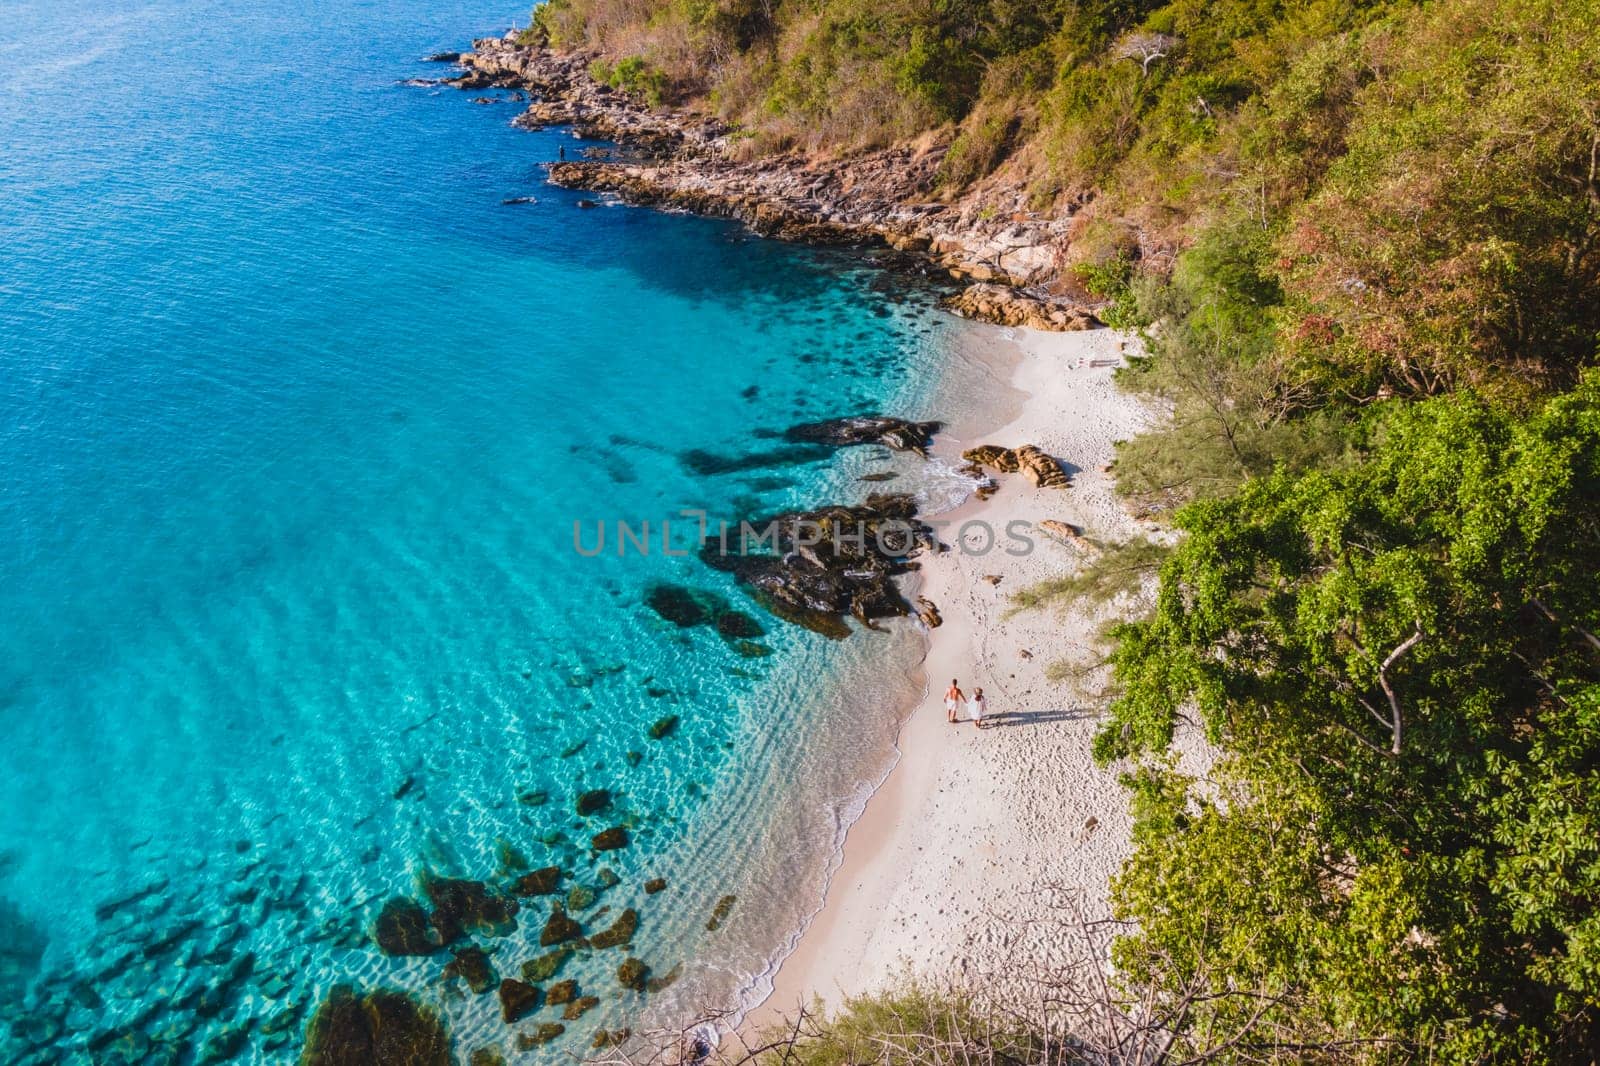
(424, 51, 462, 62)
(444, 945, 496, 995)
(593, 1028, 632, 1049)
(470, 1048, 507, 1066)
(303, 985, 451, 1066)
(647, 963, 683, 993)
(591, 827, 630, 852)
(648, 715, 680, 740)
(498, 978, 542, 1023)
(424, 876, 519, 939)
(521, 1022, 566, 1047)
(94, 878, 169, 922)
(700, 494, 929, 636)
(734, 640, 772, 658)
(680, 444, 832, 476)
(644, 584, 718, 627)
(644, 878, 667, 895)
(784, 416, 941, 457)
(706, 894, 737, 932)
(858, 471, 898, 482)
(714, 610, 764, 640)
(546, 978, 578, 1006)
(576, 788, 613, 816)
(502, 196, 539, 205)
(197, 1024, 248, 1065)
(518, 790, 549, 807)
(576, 199, 598, 208)
(373, 897, 443, 956)
(589, 907, 638, 950)
(521, 947, 573, 982)
(564, 995, 601, 1020)
(393, 775, 416, 800)
(596, 867, 621, 889)
(566, 884, 597, 911)
(513, 866, 562, 897)
(616, 957, 650, 992)
(539, 907, 584, 947)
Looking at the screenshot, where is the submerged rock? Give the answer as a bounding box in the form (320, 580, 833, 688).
(423, 876, 519, 940)
(443, 945, 496, 995)
(575, 789, 612, 816)
(521, 947, 573, 983)
(706, 895, 737, 932)
(648, 715, 680, 740)
(589, 907, 638, 950)
(512, 866, 562, 897)
(591, 827, 630, 852)
(539, 907, 584, 947)
(644, 878, 667, 895)
(498, 979, 542, 1024)
(373, 897, 443, 957)
(783, 416, 941, 457)
(563, 995, 600, 1020)
(546, 979, 578, 1006)
(616, 957, 650, 992)
(302, 985, 451, 1066)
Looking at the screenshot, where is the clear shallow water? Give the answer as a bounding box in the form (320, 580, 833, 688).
(0, 2, 972, 1062)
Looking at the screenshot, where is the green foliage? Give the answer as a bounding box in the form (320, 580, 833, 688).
(590, 55, 670, 105)
(1102, 375, 1600, 1058)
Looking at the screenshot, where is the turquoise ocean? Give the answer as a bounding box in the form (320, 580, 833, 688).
(0, 1, 995, 1062)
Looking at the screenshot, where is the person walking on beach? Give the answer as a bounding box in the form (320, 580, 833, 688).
(944, 679, 965, 724)
(969, 687, 987, 729)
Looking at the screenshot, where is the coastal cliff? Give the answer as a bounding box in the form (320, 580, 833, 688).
(452, 35, 1101, 332)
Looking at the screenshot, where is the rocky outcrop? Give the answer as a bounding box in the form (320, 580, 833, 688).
(963, 445, 1071, 489)
(942, 283, 1099, 331)
(783, 416, 941, 456)
(433, 34, 1112, 331)
(699, 494, 932, 636)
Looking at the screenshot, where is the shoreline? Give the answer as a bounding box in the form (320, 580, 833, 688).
(747, 323, 1180, 1028)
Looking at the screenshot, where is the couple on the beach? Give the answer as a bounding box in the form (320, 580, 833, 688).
(944, 679, 988, 728)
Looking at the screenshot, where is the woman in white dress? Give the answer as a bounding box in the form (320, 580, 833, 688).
(969, 687, 987, 729)
(944, 679, 965, 724)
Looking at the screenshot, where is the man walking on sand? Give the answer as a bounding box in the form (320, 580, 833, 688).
(969, 687, 987, 729)
(944, 679, 965, 724)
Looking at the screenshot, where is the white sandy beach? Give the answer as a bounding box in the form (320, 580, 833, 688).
(748, 324, 1208, 1027)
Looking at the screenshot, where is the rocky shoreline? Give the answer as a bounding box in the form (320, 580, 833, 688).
(445, 33, 1102, 332)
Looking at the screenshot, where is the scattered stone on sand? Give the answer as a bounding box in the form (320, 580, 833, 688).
(592, 1028, 632, 1049)
(644, 878, 667, 895)
(546, 979, 577, 1006)
(513, 866, 563, 897)
(518, 1023, 566, 1048)
(915, 597, 942, 628)
(422, 876, 519, 940)
(648, 715, 680, 740)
